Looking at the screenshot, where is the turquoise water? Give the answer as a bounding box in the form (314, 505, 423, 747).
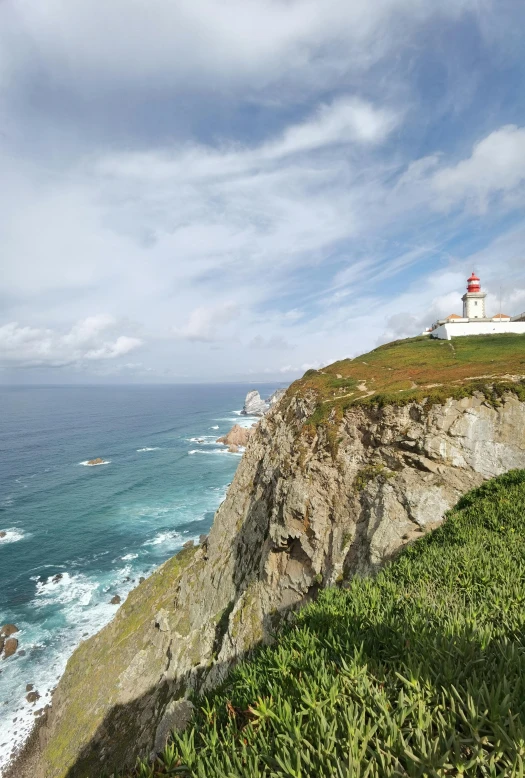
(0, 383, 278, 770)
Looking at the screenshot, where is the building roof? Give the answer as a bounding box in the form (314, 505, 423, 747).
(493, 313, 510, 319)
(446, 314, 462, 319)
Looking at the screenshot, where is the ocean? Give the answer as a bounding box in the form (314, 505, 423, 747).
(0, 383, 279, 771)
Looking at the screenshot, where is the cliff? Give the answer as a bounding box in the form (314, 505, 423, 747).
(11, 334, 525, 778)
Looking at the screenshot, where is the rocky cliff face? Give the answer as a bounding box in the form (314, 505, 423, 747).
(13, 391, 525, 778)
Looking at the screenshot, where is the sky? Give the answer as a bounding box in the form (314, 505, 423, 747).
(1, 0, 525, 384)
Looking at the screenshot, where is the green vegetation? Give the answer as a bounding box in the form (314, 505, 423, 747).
(353, 464, 394, 493)
(286, 334, 525, 428)
(129, 470, 525, 777)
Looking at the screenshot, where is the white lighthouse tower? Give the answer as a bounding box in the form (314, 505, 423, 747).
(462, 271, 486, 319)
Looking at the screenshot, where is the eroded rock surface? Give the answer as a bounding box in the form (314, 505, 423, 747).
(12, 392, 525, 778)
(241, 389, 269, 416)
(217, 424, 254, 448)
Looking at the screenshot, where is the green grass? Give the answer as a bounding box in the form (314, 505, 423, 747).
(128, 470, 525, 778)
(284, 334, 525, 428)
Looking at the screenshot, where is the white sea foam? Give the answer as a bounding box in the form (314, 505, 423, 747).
(187, 436, 219, 445)
(79, 459, 111, 467)
(0, 527, 27, 544)
(214, 416, 258, 429)
(121, 553, 139, 561)
(143, 530, 182, 546)
(136, 447, 160, 452)
(189, 448, 242, 457)
(210, 425, 219, 430)
(34, 572, 98, 608)
(0, 564, 154, 772)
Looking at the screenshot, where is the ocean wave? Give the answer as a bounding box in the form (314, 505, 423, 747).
(136, 447, 160, 452)
(214, 417, 257, 429)
(34, 571, 98, 608)
(187, 436, 219, 445)
(0, 527, 27, 544)
(210, 425, 219, 430)
(79, 459, 111, 467)
(121, 553, 139, 561)
(143, 530, 181, 546)
(0, 566, 151, 772)
(189, 448, 242, 457)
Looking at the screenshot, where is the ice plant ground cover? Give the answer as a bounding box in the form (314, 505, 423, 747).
(127, 469, 525, 777)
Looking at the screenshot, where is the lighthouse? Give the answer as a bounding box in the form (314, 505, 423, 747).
(462, 272, 486, 319)
(426, 270, 525, 340)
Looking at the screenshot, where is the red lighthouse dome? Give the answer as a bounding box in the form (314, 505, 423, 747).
(467, 271, 481, 293)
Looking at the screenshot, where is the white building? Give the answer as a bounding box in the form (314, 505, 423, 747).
(424, 272, 525, 340)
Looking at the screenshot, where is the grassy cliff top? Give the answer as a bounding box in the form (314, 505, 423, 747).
(287, 333, 525, 424)
(131, 470, 525, 777)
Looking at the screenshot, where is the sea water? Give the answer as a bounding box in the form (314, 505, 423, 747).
(0, 383, 279, 771)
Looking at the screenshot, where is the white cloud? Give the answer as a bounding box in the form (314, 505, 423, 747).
(0, 318, 142, 368)
(249, 335, 292, 350)
(84, 336, 142, 360)
(432, 125, 525, 212)
(0, 0, 478, 96)
(1, 0, 525, 383)
(97, 96, 397, 184)
(172, 304, 240, 342)
(263, 98, 398, 157)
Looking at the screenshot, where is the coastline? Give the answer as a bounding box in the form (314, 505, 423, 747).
(0, 384, 281, 775)
(0, 384, 277, 774)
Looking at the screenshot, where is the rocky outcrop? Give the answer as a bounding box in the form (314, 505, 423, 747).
(241, 388, 286, 416)
(3, 638, 18, 660)
(217, 424, 254, 448)
(86, 458, 105, 466)
(268, 388, 286, 406)
(241, 390, 269, 416)
(12, 391, 525, 778)
(1, 624, 19, 637)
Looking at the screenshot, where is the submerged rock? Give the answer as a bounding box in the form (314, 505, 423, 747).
(110, 595, 121, 605)
(0, 531, 6, 539)
(86, 458, 105, 466)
